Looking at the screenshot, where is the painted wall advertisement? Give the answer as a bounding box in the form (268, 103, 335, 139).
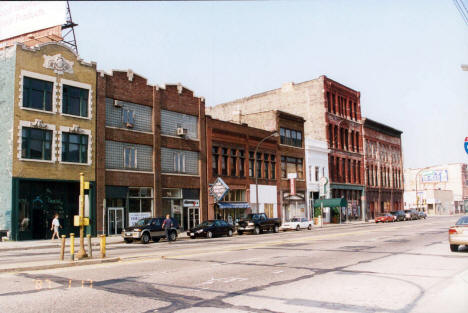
(129, 212, 151, 226)
(421, 170, 448, 183)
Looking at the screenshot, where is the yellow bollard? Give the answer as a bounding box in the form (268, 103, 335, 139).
(100, 235, 106, 258)
(60, 235, 66, 261)
(70, 233, 75, 261)
(87, 234, 92, 258)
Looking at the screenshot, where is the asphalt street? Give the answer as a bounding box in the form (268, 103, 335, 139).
(0, 216, 467, 313)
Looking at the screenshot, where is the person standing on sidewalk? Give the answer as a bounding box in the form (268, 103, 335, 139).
(162, 214, 174, 242)
(50, 214, 62, 240)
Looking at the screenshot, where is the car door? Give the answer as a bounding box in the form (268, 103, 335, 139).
(213, 220, 223, 236)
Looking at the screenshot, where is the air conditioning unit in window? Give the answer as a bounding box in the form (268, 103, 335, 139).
(114, 100, 123, 108)
(176, 127, 188, 136)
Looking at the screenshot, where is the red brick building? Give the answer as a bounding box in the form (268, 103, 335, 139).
(96, 70, 207, 234)
(363, 118, 403, 219)
(324, 78, 365, 220)
(206, 116, 280, 222)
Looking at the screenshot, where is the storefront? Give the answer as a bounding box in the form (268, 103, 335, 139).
(215, 201, 250, 224)
(12, 178, 96, 240)
(105, 186, 153, 235)
(162, 188, 200, 230)
(314, 198, 348, 224)
(282, 192, 306, 221)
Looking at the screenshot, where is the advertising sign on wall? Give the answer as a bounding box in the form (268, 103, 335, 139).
(421, 170, 448, 183)
(0, 2, 67, 41)
(129, 212, 151, 226)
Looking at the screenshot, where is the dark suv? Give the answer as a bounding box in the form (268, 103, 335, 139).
(391, 210, 406, 221)
(122, 217, 180, 244)
(404, 209, 419, 221)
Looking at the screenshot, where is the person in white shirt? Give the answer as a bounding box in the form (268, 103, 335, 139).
(51, 214, 61, 240)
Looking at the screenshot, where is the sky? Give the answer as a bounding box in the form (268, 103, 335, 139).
(68, 0, 468, 169)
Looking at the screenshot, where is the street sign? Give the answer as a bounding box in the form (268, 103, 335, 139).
(465, 137, 468, 155)
(210, 177, 230, 202)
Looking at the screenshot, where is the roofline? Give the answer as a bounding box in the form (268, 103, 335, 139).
(363, 117, 403, 137)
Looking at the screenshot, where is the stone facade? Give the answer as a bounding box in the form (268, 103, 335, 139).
(363, 118, 404, 218)
(0, 42, 97, 240)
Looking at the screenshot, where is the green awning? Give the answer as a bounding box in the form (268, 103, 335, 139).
(314, 198, 347, 208)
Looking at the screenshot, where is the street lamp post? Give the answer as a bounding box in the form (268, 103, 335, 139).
(254, 131, 279, 214)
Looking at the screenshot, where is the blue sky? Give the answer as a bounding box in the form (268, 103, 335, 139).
(70, 0, 468, 169)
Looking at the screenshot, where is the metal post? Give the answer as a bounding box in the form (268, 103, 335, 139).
(70, 233, 75, 261)
(254, 132, 279, 214)
(87, 234, 92, 258)
(100, 235, 106, 258)
(60, 235, 66, 261)
(320, 202, 323, 228)
(77, 173, 87, 259)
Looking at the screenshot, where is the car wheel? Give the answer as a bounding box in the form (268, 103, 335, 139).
(124, 238, 133, 244)
(295, 225, 300, 231)
(450, 244, 459, 252)
(273, 225, 279, 233)
(253, 226, 260, 235)
(237, 230, 243, 235)
(190, 236, 196, 239)
(141, 232, 150, 244)
(307, 224, 312, 230)
(152, 237, 160, 243)
(227, 229, 233, 237)
(206, 231, 213, 239)
(169, 231, 177, 242)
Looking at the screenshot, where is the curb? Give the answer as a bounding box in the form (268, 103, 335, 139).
(0, 240, 124, 253)
(0, 257, 120, 273)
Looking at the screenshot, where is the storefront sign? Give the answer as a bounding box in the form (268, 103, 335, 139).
(421, 170, 448, 183)
(319, 177, 328, 197)
(210, 177, 230, 201)
(183, 199, 199, 207)
(129, 212, 151, 226)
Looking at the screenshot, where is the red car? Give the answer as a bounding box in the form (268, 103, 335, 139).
(375, 213, 394, 223)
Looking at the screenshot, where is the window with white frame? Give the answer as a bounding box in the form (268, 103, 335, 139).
(62, 85, 89, 117)
(123, 109, 135, 128)
(173, 152, 186, 173)
(22, 77, 53, 112)
(124, 147, 137, 169)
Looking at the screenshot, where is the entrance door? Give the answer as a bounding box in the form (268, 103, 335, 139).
(108, 207, 124, 235)
(187, 207, 199, 229)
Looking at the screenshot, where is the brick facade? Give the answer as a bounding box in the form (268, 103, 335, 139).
(96, 70, 206, 234)
(363, 118, 404, 218)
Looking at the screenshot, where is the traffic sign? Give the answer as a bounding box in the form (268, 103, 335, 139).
(465, 137, 468, 155)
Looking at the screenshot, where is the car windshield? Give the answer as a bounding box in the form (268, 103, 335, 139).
(134, 218, 151, 227)
(455, 216, 468, 225)
(198, 221, 214, 227)
(289, 218, 300, 222)
(247, 214, 263, 220)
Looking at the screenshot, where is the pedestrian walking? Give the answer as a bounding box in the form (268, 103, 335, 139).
(162, 214, 174, 242)
(50, 214, 62, 240)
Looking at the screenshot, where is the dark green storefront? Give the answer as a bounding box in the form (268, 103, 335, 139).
(11, 178, 96, 241)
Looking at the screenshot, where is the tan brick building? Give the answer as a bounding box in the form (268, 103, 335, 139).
(0, 42, 97, 240)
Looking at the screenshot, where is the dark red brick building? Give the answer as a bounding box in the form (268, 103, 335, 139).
(206, 116, 280, 222)
(363, 118, 403, 219)
(96, 70, 207, 234)
(324, 77, 365, 220)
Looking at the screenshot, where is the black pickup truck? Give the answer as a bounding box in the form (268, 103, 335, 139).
(236, 213, 281, 235)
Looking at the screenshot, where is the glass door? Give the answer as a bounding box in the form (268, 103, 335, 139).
(188, 207, 199, 229)
(108, 207, 124, 235)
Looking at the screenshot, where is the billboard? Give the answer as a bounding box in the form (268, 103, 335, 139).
(421, 170, 448, 183)
(0, 2, 67, 41)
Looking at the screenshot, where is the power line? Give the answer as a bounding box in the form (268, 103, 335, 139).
(452, 0, 468, 26)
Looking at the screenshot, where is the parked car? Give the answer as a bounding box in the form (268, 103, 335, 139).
(418, 211, 427, 219)
(375, 213, 394, 223)
(448, 216, 468, 252)
(122, 217, 180, 244)
(237, 213, 281, 235)
(280, 217, 312, 231)
(404, 209, 419, 220)
(391, 211, 406, 222)
(187, 220, 234, 239)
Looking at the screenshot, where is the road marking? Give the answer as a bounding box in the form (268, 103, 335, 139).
(273, 270, 284, 274)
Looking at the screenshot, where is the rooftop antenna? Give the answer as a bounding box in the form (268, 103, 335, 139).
(61, 1, 79, 54)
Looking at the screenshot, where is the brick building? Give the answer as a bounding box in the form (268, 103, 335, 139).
(230, 110, 307, 221)
(96, 70, 206, 235)
(362, 118, 404, 219)
(206, 116, 280, 222)
(0, 42, 97, 240)
(207, 75, 363, 220)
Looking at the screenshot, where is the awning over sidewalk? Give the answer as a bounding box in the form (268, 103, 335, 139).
(217, 202, 250, 209)
(314, 198, 347, 208)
